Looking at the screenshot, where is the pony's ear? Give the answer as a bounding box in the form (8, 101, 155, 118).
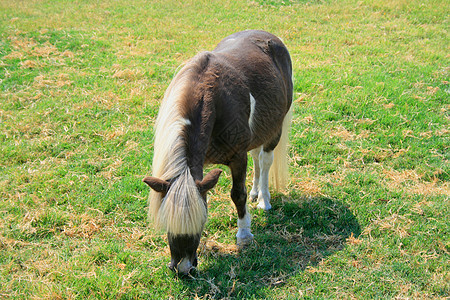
(143, 176, 170, 193)
(196, 169, 222, 194)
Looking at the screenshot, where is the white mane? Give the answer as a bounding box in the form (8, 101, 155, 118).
(149, 60, 207, 235)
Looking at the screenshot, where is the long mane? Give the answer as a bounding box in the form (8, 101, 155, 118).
(149, 55, 208, 235)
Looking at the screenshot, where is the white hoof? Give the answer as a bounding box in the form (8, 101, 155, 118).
(257, 201, 272, 210)
(250, 188, 258, 201)
(257, 191, 271, 210)
(236, 230, 254, 248)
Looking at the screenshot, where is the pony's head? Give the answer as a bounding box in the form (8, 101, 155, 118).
(144, 168, 222, 275)
(144, 52, 223, 275)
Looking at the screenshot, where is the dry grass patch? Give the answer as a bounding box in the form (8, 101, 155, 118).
(383, 168, 449, 196)
(291, 178, 322, 196)
(63, 213, 106, 240)
(199, 238, 239, 258)
(112, 68, 144, 81)
(363, 213, 414, 240)
(33, 74, 73, 88)
(330, 126, 356, 141)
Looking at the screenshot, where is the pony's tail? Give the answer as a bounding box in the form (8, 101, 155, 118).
(269, 104, 292, 191)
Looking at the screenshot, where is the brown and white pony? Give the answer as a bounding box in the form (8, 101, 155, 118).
(143, 30, 293, 275)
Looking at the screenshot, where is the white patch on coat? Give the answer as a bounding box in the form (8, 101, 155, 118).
(249, 93, 256, 131)
(257, 150, 273, 210)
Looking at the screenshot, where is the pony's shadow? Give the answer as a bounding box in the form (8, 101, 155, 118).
(182, 191, 361, 298)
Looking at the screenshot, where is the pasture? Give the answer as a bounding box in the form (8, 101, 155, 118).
(0, 0, 448, 298)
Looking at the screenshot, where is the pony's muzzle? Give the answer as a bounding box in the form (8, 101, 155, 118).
(167, 232, 200, 276)
(168, 256, 198, 275)
(177, 257, 194, 275)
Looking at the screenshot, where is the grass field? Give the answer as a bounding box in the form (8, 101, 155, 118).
(0, 0, 449, 298)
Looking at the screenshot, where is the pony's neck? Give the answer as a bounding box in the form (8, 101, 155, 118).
(154, 52, 217, 182)
(185, 99, 216, 181)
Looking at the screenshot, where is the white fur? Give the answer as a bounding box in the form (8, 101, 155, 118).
(148, 58, 207, 235)
(250, 147, 274, 210)
(184, 118, 192, 126)
(177, 257, 193, 275)
(249, 93, 256, 131)
(249, 146, 261, 200)
(257, 150, 274, 210)
(236, 210, 253, 246)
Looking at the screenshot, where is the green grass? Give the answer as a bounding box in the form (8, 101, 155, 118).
(0, 0, 448, 298)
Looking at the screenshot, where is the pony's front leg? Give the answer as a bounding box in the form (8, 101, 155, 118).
(229, 154, 254, 247)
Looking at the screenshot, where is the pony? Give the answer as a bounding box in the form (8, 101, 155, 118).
(143, 30, 293, 275)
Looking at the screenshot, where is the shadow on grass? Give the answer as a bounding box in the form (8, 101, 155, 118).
(181, 192, 361, 298)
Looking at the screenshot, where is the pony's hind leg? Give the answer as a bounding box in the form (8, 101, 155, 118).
(229, 154, 254, 247)
(249, 146, 262, 201)
(256, 149, 274, 210)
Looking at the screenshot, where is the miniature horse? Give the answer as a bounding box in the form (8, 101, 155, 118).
(143, 30, 293, 275)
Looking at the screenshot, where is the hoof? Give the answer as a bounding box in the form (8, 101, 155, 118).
(257, 191, 271, 210)
(237, 234, 254, 249)
(257, 201, 272, 210)
(250, 189, 258, 201)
